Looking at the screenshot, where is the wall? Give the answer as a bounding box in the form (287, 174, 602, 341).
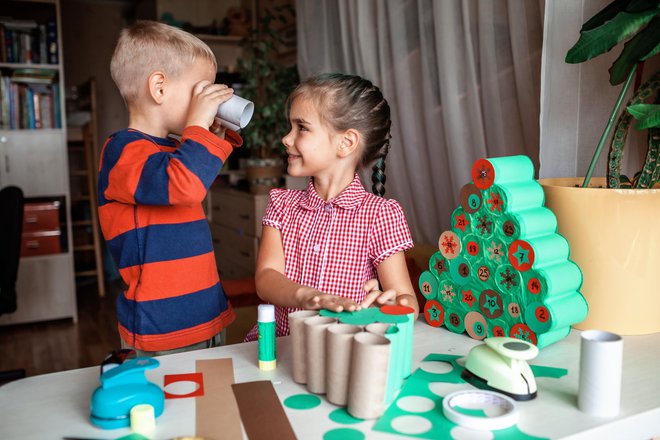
(61, 0, 157, 152)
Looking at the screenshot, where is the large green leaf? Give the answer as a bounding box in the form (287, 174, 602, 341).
(628, 103, 660, 129)
(566, 9, 659, 63)
(581, 0, 630, 31)
(609, 17, 660, 84)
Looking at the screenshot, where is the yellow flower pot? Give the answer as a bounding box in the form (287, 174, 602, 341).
(540, 177, 660, 335)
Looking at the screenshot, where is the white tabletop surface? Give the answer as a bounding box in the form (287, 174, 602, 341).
(1, 320, 660, 440)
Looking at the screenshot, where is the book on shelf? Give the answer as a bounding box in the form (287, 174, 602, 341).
(0, 71, 60, 129)
(0, 18, 57, 64)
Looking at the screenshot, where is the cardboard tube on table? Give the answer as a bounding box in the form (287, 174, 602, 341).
(347, 332, 391, 419)
(326, 323, 362, 406)
(578, 330, 623, 417)
(288, 310, 319, 384)
(366, 323, 401, 405)
(304, 316, 337, 394)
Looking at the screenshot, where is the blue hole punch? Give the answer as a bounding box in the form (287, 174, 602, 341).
(90, 357, 164, 429)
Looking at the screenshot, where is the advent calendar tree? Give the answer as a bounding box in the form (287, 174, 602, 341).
(419, 156, 588, 348)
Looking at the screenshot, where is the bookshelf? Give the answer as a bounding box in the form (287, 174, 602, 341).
(0, 0, 77, 325)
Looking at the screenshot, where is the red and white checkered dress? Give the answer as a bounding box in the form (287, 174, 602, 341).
(244, 174, 413, 341)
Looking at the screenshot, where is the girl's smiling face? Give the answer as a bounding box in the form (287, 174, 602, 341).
(282, 96, 341, 178)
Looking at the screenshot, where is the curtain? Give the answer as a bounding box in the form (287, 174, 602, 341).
(296, 0, 544, 245)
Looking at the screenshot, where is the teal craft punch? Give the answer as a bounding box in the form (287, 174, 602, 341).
(90, 357, 164, 429)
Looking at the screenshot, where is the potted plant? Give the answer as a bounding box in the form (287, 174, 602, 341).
(539, 0, 660, 334)
(237, 4, 299, 194)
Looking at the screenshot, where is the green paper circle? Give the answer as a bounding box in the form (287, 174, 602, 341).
(323, 428, 365, 440)
(328, 408, 363, 425)
(283, 393, 321, 410)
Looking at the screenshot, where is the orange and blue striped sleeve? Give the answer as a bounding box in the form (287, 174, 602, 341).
(99, 126, 241, 207)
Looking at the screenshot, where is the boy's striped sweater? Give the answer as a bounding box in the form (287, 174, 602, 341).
(98, 126, 241, 351)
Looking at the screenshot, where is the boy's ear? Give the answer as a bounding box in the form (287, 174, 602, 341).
(147, 71, 166, 104)
(337, 128, 360, 158)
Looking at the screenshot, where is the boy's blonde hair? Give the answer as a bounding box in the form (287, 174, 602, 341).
(110, 20, 217, 104)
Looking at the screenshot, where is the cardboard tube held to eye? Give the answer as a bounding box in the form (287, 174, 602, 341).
(347, 332, 391, 419)
(304, 316, 337, 394)
(216, 94, 254, 129)
(326, 324, 362, 406)
(288, 310, 319, 384)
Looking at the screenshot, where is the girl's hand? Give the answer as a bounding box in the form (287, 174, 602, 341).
(360, 279, 397, 308)
(299, 288, 360, 313)
(186, 81, 233, 132)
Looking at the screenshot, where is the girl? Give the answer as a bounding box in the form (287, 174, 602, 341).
(245, 73, 418, 340)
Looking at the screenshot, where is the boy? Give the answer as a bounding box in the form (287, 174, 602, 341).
(98, 20, 241, 356)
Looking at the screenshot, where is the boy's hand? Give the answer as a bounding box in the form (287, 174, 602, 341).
(209, 117, 227, 139)
(299, 287, 359, 313)
(186, 81, 233, 132)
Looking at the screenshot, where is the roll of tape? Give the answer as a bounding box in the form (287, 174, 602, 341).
(418, 270, 439, 301)
(439, 231, 462, 260)
(442, 390, 519, 431)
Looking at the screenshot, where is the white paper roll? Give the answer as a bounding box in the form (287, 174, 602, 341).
(216, 94, 254, 129)
(578, 329, 623, 417)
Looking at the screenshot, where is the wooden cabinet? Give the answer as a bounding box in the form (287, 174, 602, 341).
(0, 0, 77, 325)
(208, 186, 267, 279)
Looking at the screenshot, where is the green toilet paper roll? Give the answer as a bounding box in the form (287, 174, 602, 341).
(498, 207, 558, 243)
(482, 181, 545, 215)
(522, 261, 583, 302)
(461, 233, 482, 260)
(459, 183, 483, 214)
(444, 308, 466, 333)
(488, 318, 510, 338)
(472, 156, 535, 188)
(524, 292, 588, 333)
(508, 234, 570, 272)
(451, 206, 471, 237)
(457, 282, 479, 311)
(437, 278, 460, 308)
(449, 255, 472, 286)
(494, 263, 522, 297)
(536, 326, 571, 349)
(418, 270, 439, 301)
(483, 237, 507, 266)
(471, 211, 495, 239)
(428, 251, 449, 279)
(472, 256, 496, 289)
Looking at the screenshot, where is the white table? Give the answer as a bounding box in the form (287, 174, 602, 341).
(1, 321, 660, 439)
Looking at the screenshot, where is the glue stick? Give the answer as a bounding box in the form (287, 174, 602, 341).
(258, 304, 276, 370)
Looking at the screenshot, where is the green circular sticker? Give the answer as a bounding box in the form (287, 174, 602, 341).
(329, 408, 364, 425)
(323, 428, 365, 440)
(283, 393, 322, 410)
